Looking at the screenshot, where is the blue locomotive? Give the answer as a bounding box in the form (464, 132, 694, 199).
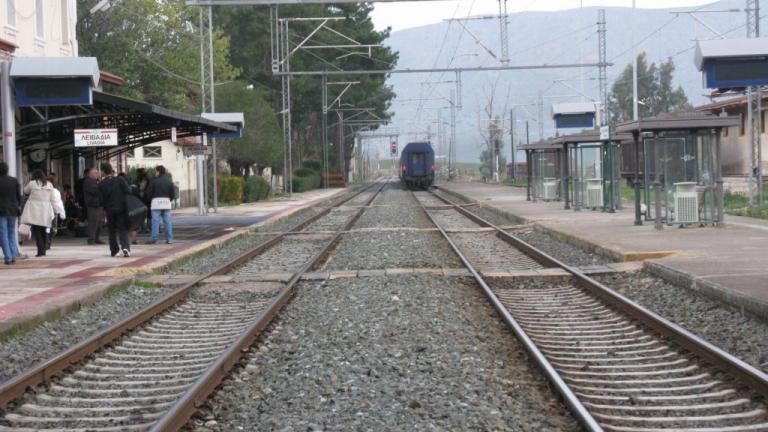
(399, 142, 435, 189)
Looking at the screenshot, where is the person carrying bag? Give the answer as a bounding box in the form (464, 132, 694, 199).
(20, 169, 57, 257)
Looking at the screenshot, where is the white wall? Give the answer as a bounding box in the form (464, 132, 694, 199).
(1, 0, 78, 57)
(126, 141, 199, 208)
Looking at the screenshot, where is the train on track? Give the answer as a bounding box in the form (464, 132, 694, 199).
(399, 141, 435, 189)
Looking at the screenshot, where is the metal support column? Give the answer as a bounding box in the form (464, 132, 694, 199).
(449, 89, 457, 179)
(1, 61, 16, 178)
(509, 108, 516, 181)
(321, 74, 329, 188)
(563, 144, 570, 209)
(633, 131, 643, 226)
(747, 0, 763, 205)
(207, 5, 218, 212)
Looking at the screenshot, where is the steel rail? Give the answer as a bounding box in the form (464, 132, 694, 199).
(412, 190, 603, 432)
(0, 180, 382, 411)
(150, 180, 387, 431)
(429, 186, 768, 399)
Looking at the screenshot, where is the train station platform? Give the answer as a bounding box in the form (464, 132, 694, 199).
(0, 188, 346, 335)
(438, 181, 768, 321)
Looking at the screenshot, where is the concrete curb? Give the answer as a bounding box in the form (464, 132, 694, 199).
(436, 183, 768, 320)
(645, 260, 768, 322)
(0, 188, 350, 338)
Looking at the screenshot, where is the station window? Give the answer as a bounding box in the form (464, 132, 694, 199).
(6, 0, 15, 27)
(144, 146, 162, 158)
(34, 0, 43, 38)
(126, 148, 135, 158)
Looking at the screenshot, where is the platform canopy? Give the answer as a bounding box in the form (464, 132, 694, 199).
(616, 111, 740, 133)
(14, 90, 237, 160)
(548, 128, 632, 145)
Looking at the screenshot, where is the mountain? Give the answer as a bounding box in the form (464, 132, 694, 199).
(381, 0, 752, 163)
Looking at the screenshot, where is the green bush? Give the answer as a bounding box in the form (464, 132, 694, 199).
(244, 176, 271, 202)
(302, 159, 322, 172)
(292, 172, 321, 192)
(219, 176, 244, 203)
(294, 167, 317, 177)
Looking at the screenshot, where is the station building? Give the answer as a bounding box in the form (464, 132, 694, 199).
(0, 0, 230, 207)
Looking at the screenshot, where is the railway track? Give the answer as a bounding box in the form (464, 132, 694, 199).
(415, 188, 768, 432)
(0, 180, 386, 432)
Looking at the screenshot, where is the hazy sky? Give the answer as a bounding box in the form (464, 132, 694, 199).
(371, 0, 719, 31)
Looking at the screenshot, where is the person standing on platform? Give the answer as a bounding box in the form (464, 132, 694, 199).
(146, 165, 174, 245)
(83, 168, 103, 245)
(20, 169, 56, 257)
(0, 162, 20, 264)
(46, 174, 66, 250)
(98, 163, 131, 257)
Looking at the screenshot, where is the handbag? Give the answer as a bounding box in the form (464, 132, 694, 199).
(125, 195, 148, 229)
(18, 223, 31, 241)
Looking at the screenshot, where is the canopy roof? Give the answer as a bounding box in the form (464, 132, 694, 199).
(694, 38, 768, 70)
(616, 111, 740, 134)
(11, 57, 101, 86)
(14, 91, 237, 160)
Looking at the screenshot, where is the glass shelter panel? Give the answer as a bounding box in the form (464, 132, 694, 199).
(642, 132, 722, 225)
(570, 144, 602, 209)
(532, 151, 560, 201)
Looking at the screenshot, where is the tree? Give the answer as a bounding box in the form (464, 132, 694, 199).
(77, 0, 240, 112)
(215, 81, 283, 176)
(479, 148, 506, 180)
(608, 53, 690, 124)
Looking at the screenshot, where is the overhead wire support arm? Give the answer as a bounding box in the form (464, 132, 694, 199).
(273, 62, 612, 76)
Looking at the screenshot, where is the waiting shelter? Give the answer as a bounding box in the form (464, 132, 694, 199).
(550, 129, 631, 212)
(521, 138, 563, 202)
(1, 57, 236, 189)
(616, 112, 740, 227)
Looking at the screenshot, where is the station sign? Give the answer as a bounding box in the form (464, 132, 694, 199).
(74, 129, 118, 147)
(600, 125, 610, 141)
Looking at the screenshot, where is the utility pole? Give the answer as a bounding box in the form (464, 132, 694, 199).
(498, 0, 510, 63)
(196, 8, 208, 216)
(1, 61, 16, 179)
(510, 108, 516, 181)
(537, 90, 544, 140)
(632, 0, 639, 122)
(449, 89, 457, 179)
(207, 5, 218, 212)
(747, 0, 763, 205)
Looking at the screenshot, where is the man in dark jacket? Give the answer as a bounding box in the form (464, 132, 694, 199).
(98, 162, 131, 257)
(146, 165, 175, 244)
(83, 168, 104, 245)
(0, 162, 20, 264)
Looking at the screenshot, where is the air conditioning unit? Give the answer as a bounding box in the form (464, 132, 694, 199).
(673, 182, 699, 224)
(585, 179, 603, 209)
(543, 178, 558, 200)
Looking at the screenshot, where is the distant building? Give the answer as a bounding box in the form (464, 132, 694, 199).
(696, 95, 768, 193)
(1, 0, 78, 58)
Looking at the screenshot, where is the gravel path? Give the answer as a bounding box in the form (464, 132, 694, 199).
(199, 275, 580, 431)
(233, 234, 331, 274)
(325, 231, 461, 270)
(596, 270, 768, 371)
(355, 204, 433, 229)
(0, 284, 171, 384)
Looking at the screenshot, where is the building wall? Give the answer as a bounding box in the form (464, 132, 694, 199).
(126, 141, 199, 208)
(1, 0, 77, 57)
(715, 107, 768, 179)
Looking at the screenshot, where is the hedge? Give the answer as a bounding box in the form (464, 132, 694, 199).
(293, 167, 317, 177)
(220, 176, 244, 202)
(292, 172, 321, 192)
(244, 176, 271, 202)
(302, 159, 322, 172)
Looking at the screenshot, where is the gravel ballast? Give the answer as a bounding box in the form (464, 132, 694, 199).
(515, 228, 613, 267)
(200, 274, 580, 431)
(324, 231, 462, 270)
(596, 270, 768, 371)
(0, 284, 171, 384)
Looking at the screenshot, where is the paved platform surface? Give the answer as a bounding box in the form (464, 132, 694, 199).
(0, 188, 346, 334)
(439, 181, 768, 320)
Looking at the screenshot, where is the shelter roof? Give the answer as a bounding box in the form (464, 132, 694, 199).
(11, 57, 101, 86)
(549, 128, 632, 145)
(15, 90, 237, 159)
(616, 111, 740, 134)
(694, 38, 768, 70)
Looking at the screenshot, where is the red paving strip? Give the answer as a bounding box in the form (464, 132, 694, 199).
(0, 277, 111, 320)
(63, 267, 112, 279)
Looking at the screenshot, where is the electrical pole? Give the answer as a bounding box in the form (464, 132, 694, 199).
(449, 89, 457, 179)
(498, 0, 510, 63)
(197, 8, 208, 216)
(208, 5, 218, 212)
(510, 108, 516, 181)
(537, 90, 544, 140)
(632, 0, 639, 121)
(747, 0, 763, 205)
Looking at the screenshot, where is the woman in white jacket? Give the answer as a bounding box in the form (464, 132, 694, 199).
(20, 169, 60, 257)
